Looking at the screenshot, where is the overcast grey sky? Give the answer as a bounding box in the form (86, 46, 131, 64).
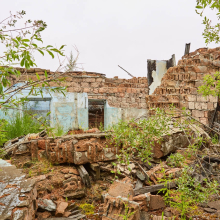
(2, 0, 219, 78)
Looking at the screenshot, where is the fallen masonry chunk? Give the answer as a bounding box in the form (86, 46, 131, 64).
(102, 195, 140, 220)
(38, 199, 56, 212)
(204, 208, 217, 213)
(208, 200, 220, 210)
(108, 177, 134, 200)
(68, 213, 86, 219)
(0, 159, 37, 220)
(152, 128, 189, 158)
(136, 170, 146, 181)
(135, 179, 143, 190)
(63, 190, 86, 199)
(149, 195, 166, 210)
(134, 181, 176, 196)
(55, 201, 69, 217)
(77, 165, 91, 188)
(89, 163, 100, 180)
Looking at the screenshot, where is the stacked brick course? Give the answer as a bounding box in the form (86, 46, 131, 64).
(13, 68, 148, 109)
(146, 47, 220, 125)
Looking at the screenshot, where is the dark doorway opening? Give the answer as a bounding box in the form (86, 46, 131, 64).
(88, 100, 104, 129)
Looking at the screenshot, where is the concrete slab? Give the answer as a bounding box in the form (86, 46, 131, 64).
(0, 160, 37, 220)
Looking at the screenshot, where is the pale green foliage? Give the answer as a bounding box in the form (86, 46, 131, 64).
(0, 11, 66, 109)
(196, 0, 220, 44)
(166, 153, 185, 168)
(0, 11, 69, 137)
(117, 200, 136, 220)
(53, 123, 65, 137)
(211, 134, 219, 144)
(161, 167, 218, 220)
(109, 108, 172, 165)
(198, 72, 220, 97)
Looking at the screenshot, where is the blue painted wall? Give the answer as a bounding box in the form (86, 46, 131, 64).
(0, 84, 147, 132)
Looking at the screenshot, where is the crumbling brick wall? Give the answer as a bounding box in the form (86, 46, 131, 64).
(146, 47, 220, 125)
(13, 68, 148, 109)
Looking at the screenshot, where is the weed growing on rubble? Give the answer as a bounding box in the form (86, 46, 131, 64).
(211, 134, 219, 144)
(53, 123, 65, 137)
(166, 153, 185, 168)
(108, 108, 172, 166)
(160, 167, 219, 219)
(116, 200, 136, 220)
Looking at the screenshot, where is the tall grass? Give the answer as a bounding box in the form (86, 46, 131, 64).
(52, 123, 65, 137)
(4, 111, 42, 140)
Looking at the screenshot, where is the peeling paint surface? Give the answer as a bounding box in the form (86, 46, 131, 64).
(149, 61, 167, 95)
(0, 84, 148, 132)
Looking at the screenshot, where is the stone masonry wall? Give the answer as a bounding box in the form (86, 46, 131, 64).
(146, 47, 220, 125)
(12, 68, 148, 109)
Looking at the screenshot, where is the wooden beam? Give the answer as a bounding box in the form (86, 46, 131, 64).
(77, 165, 91, 188)
(134, 182, 176, 196)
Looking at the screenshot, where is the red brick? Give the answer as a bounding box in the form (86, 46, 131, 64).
(193, 66, 208, 73)
(55, 202, 68, 217)
(207, 102, 214, 110)
(38, 140, 46, 150)
(197, 95, 208, 102)
(83, 88, 90, 93)
(81, 82, 89, 87)
(200, 117, 209, 125)
(209, 95, 217, 102)
(188, 102, 195, 110)
(150, 195, 165, 210)
(127, 88, 132, 93)
(118, 87, 126, 93)
(192, 110, 204, 118)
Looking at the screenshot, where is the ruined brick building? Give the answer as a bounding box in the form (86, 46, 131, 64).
(146, 47, 220, 125)
(2, 47, 220, 131)
(0, 69, 148, 132)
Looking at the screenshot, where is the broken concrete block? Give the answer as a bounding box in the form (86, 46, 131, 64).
(38, 199, 56, 212)
(0, 160, 37, 220)
(135, 179, 143, 190)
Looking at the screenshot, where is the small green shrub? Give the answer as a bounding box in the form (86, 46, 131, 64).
(160, 167, 219, 219)
(108, 108, 172, 166)
(167, 153, 185, 168)
(211, 134, 219, 144)
(117, 200, 136, 220)
(54, 123, 65, 137)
